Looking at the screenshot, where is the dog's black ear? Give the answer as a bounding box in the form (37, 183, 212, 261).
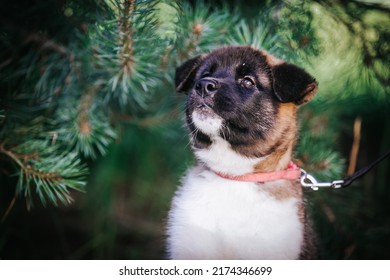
(271, 63, 318, 105)
(175, 55, 205, 93)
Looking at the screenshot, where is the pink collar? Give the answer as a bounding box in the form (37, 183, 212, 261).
(214, 161, 301, 183)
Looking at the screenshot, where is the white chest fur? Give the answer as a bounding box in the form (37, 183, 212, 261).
(194, 137, 264, 176)
(166, 167, 304, 260)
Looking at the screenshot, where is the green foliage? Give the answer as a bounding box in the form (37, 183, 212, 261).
(227, 19, 280, 53)
(55, 104, 117, 159)
(92, 0, 164, 109)
(1, 140, 87, 209)
(309, 1, 390, 102)
(163, 0, 237, 66)
(0, 0, 168, 208)
(296, 105, 346, 181)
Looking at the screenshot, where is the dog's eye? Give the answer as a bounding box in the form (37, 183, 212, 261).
(201, 72, 211, 78)
(240, 77, 255, 89)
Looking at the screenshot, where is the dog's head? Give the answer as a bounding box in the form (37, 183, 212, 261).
(176, 46, 317, 174)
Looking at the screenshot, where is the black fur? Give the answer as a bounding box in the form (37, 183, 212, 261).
(175, 55, 205, 93)
(272, 63, 318, 105)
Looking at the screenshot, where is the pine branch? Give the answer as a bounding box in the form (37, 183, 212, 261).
(93, 0, 164, 110)
(173, 0, 239, 62)
(0, 0, 167, 208)
(53, 95, 117, 160)
(118, 0, 136, 78)
(227, 19, 280, 54)
(0, 142, 88, 209)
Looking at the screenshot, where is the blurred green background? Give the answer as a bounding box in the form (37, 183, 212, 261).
(0, 0, 389, 259)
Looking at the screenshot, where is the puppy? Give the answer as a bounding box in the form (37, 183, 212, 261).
(166, 46, 318, 259)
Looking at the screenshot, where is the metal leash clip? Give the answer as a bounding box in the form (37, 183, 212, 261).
(300, 169, 344, 191)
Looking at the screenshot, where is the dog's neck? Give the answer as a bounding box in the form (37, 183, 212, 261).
(254, 144, 294, 172)
(194, 136, 295, 177)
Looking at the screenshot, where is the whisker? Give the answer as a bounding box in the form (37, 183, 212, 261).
(221, 122, 231, 141)
(220, 125, 227, 140)
(183, 118, 199, 149)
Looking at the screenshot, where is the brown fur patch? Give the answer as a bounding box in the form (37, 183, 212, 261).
(258, 72, 271, 88)
(252, 102, 298, 171)
(259, 180, 302, 200)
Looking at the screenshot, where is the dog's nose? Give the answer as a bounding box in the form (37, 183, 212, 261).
(195, 78, 219, 96)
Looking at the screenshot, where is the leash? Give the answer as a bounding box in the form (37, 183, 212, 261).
(300, 149, 390, 191)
